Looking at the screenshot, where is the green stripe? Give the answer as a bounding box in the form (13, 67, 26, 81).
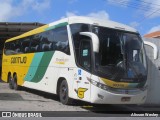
(24, 53, 44, 81)
(45, 22, 68, 31)
(30, 51, 54, 83)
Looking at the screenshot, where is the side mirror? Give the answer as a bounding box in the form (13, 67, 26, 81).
(144, 41, 158, 60)
(80, 32, 99, 53)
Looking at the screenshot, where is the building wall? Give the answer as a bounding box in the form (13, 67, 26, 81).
(144, 31, 160, 38)
(143, 38, 160, 104)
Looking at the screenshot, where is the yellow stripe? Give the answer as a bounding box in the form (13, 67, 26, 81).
(100, 77, 129, 88)
(55, 62, 65, 64)
(6, 24, 49, 42)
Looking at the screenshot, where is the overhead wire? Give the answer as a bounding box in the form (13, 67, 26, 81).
(107, 0, 160, 23)
(108, 0, 160, 12)
(134, 0, 160, 7)
(139, 8, 160, 23)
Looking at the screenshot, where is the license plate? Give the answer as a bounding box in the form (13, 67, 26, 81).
(121, 97, 131, 102)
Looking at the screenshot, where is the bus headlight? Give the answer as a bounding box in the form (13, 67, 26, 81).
(87, 77, 109, 91)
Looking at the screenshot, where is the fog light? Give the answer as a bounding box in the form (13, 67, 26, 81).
(98, 94, 104, 99)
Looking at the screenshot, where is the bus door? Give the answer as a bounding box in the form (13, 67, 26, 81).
(75, 39, 92, 102)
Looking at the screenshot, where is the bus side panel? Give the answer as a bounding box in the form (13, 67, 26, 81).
(1, 54, 10, 82)
(1, 53, 34, 84)
(22, 51, 61, 93)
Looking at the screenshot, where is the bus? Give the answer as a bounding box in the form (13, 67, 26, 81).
(1, 16, 148, 105)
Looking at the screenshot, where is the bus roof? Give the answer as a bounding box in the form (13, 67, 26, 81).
(68, 16, 137, 33)
(6, 16, 138, 42)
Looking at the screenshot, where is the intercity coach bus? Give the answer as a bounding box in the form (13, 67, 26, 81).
(1, 16, 148, 105)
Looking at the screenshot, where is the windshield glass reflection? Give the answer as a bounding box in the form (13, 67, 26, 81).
(92, 26, 147, 87)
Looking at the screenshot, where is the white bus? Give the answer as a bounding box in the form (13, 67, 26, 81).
(2, 16, 148, 104)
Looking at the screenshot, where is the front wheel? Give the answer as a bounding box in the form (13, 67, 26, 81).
(59, 80, 72, 105)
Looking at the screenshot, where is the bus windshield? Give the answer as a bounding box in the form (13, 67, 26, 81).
(93, 26, 147, 86)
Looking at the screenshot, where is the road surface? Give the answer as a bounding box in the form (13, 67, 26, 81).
(0, 81, 159, 118)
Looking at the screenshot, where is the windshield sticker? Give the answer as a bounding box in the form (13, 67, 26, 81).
(133, 50, 139, 62)
(82, 49, 88, 56)
(127, 69, 134, 78)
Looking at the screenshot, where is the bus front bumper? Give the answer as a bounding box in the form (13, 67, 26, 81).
(90, 84, 147, 104)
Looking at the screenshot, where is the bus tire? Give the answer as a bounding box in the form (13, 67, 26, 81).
(8, 74, 14, 89)
(59, 80, 72, 105)
(13, 74, 20, 90)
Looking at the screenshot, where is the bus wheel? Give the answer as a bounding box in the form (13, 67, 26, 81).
(59, 80, 72, 105)
(13, 75, 20, 90)
(8, 74, 14, 89)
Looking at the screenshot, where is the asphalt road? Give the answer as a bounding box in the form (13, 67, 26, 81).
(0, 81, 160, 118)
(0, 81, 86, 111)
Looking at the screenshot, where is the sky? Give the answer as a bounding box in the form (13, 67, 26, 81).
(0, 0, 160, 36)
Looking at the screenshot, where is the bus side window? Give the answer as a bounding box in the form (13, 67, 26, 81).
(41, 31, 54, 52)
(42, 43, 52, 51)
(30, 41, 39, 52)
(40, 36, 51, 52)
(22, 38, 31, 53)
(15, 41, 22, 54)
(4, 41, 21, 55)
(4, 43, 11, 55)
(30, 34, 42, 52)
(10, 43, 16, 54)
(50, 26, 70, 55)
(79, 40, 91, 71)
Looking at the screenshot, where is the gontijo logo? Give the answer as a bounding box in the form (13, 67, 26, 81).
(77, 88, 88, 99)
(11, 56, 27, 64)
